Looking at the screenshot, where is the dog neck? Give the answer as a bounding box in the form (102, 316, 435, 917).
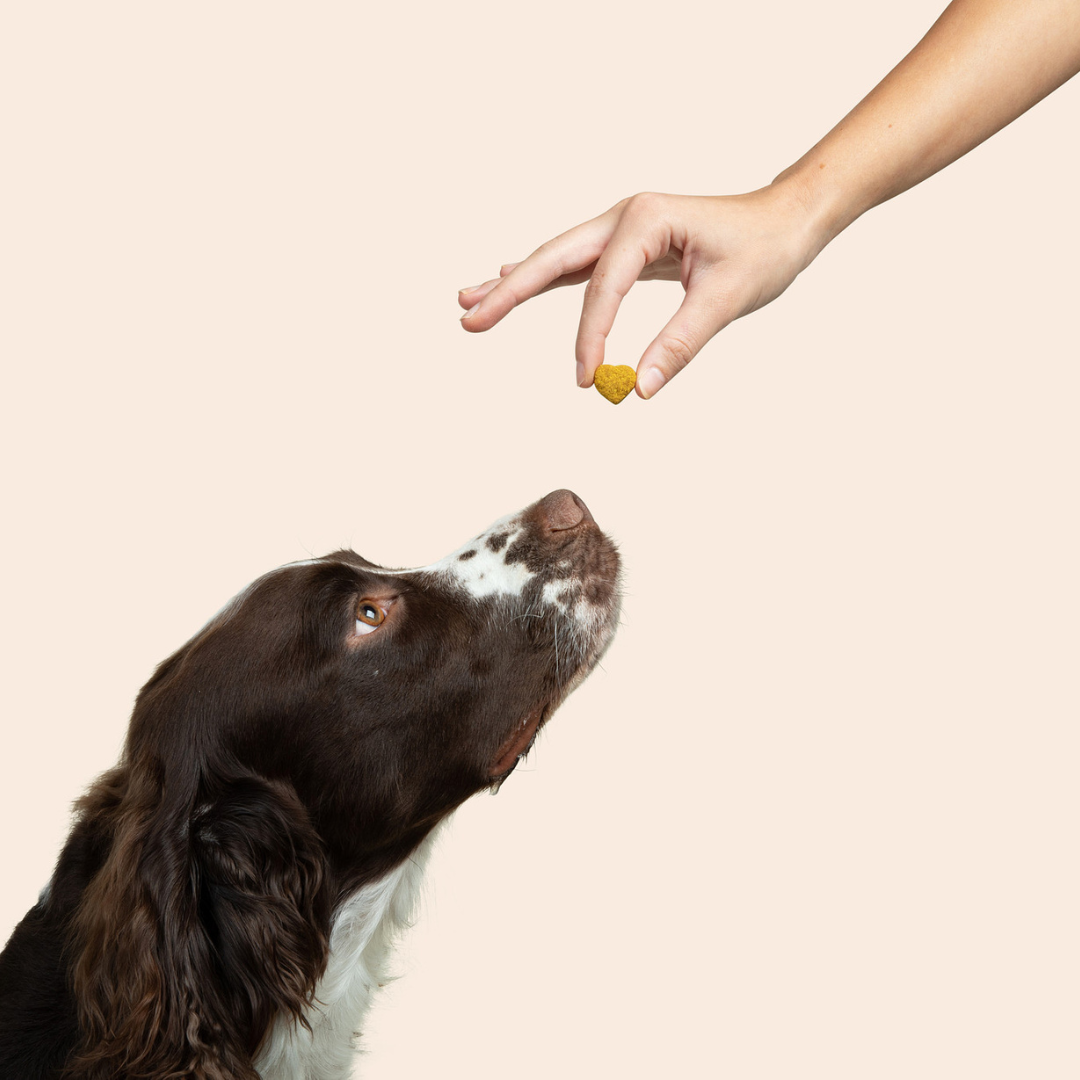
(254, 828, 440, 1079)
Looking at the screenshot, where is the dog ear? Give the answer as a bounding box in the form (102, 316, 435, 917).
(68, 768, 329, 1079)
(189, 774, 331, 1048)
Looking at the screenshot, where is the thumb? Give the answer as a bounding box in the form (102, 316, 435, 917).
(635, 290, 735, 399)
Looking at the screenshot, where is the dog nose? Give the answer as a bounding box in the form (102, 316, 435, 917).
(538, 489, 594, 532)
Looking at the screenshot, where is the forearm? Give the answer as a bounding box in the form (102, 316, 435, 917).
(778, 0, 1080, 253)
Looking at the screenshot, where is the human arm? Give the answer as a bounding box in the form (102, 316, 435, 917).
(458, 0, 1080, 398)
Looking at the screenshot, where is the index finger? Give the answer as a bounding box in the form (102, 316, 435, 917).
(574, 214, 672, 385)
(459, 212, 619, 333)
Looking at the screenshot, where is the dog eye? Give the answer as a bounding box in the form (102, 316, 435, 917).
(355, 600, 387, 635)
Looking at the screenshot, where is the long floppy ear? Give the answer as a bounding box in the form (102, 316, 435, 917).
(68, 768, 330, 1080)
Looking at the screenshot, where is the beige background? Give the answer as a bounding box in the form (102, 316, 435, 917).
(2, 3, 1078, 1077)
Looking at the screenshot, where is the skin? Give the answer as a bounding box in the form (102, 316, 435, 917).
(457, 0, 1080, 398)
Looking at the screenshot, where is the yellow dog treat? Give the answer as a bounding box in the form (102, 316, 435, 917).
(593, 364, 636, 405)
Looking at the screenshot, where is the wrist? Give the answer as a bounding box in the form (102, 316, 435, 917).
(771, 155, 867, 265)
(756, 164, 853, 276)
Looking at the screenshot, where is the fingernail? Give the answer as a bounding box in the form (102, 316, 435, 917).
(459, 284, 481, 295)
(576, 361, 587, 387)
(461, 303, 482, 321)
(637, 367, 666, 398)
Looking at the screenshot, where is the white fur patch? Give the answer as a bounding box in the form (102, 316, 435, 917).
(254, 831, 438, 1080)
(378, 510, 539, 600)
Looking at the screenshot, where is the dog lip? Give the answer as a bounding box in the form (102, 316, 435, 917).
(489, 703, 549, 778)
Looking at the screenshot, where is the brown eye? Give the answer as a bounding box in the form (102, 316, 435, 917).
(354, 600, 388, 636)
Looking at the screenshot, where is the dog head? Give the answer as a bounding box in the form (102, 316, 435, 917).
(68, 489, 619, 1078)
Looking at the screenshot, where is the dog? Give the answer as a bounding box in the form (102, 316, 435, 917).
(0, 489, 620, 1080)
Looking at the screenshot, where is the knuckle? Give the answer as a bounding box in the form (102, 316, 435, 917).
(622, 191, 665, 220)
(481, 279, 516, 314)
(533, 237, 558, 261)
(501, 282, 527, 310)
(661, 332, 696, 372)
(531, 239, 569, 281)
(582, 272, 608, 304)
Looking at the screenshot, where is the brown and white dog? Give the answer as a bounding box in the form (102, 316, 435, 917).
(0, 489, 620, 1080)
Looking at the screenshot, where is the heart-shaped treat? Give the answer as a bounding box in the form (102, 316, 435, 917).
(593, 364, 636, 405)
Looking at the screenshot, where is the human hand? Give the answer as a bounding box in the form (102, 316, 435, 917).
(458, 184, 824, 398)
(458, 0, 1080, 401)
